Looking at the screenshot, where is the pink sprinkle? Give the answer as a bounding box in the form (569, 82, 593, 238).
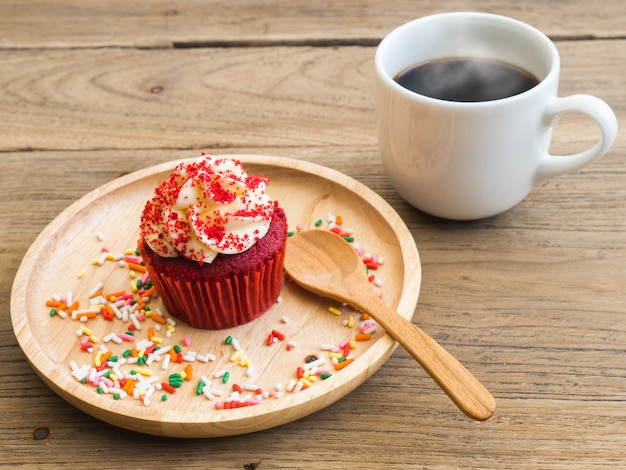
(124, 255, 141, 263)
(182, 337, 191, 347)
(338, 338, 350, 348)
(117, 332, 135, 342)
(136, 313, 146, 321)
(141, 271, 150, 284)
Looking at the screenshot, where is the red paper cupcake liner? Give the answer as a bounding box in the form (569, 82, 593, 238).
(142, 243, 286, 330)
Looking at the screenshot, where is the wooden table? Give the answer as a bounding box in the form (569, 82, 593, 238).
(1, 1, 624, 468)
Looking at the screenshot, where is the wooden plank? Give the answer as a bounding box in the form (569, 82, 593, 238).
(0, 0, 624, 49)
(0, 40, 623, 152)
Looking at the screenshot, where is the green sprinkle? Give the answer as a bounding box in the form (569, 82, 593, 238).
(196, 380, 205, 395)
(96, 387, 104, 394)
(287, 231, 295, 237)
(343, 236, 355, 242)
(173, 344, 182, 353)
(224, 336, 233, 345)
(122, 349, 132, 358)
(49, 308, 57, 317)
(108, 356, 118, 363)
(113, 393, 120, 400)
(320, 373, 333, 380)
(315, 219, 323, 227)
(137, 356, 147, 365)
(136, 279, 142, 289)
(124, 330, 134, 336)
(222, 371, 230, 384)
(337, 356, 346, 363)
(169, 373, 184, 387)
(161, 395, 168, 401)
(135, 248, 140, 256)
(102, 370, 112, 378)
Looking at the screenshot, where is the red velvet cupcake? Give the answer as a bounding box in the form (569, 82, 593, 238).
(138, 155, 287, 329)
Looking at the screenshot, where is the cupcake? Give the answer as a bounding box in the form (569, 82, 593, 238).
(138, 154, 287, 329)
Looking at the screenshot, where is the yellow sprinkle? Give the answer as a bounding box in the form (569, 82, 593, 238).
(329, 352, 343, 359)
(347, 315, 354, 328)
(129, 271, 136, 279)
(178, 371, 187, 380)
(302, 369, 310, 379)
(105, 254, 115, 260)
(130, 280, 138, 293)
(350, 341, 356, 349)
(133, 368, 153, 376)
(89, 304, 105, 309)
(124, 249, 135, 255)
(109, 374, 118, 381)
(328, 307, 341, 316)
(150, 336, 163, 344)
(91, 259, 99, 265)
(79, 325, 92, 336)
(229, 349, 244, 362)
(238, 358, 250, 367)
(94, 351, 102, 368)
(77, 270, 85, 279)
(89, 335, 99, 343)
(144, 310, 153, 317)
(308, 375, 317, 382)
(299, 378, 313, 387)
(138, 348, 146, 357)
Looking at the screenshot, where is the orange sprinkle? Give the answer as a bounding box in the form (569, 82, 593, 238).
(151, 314, 166, 325)
(141, 286, 156, 297)
(67, 300, 80, 313)
(128, 262, 147, 273)
(105, 291, 126, 301)
(334, 358, 355, 370)
(131, 347, 139, 358)
(355, 333, 372, 341)
(102, 351, 113, 362)
(89, 291, 103, 299)
(169, 348, 177, 362)
(45, 299, 61, 307)
(360, 313, 370, 321)
(336, 215, 343, 225)
(76, 311, 97, 319)
(184, 363, 193, 381)
(147, 327, 155, 340)
(122, 378, 137, 393)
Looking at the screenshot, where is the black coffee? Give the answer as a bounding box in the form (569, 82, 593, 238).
(394, 58, 539, 102)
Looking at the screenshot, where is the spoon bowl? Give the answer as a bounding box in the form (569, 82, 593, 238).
(284, 229, 496, 421)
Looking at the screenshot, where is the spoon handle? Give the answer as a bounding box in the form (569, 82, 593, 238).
(357, 289, 496, 421)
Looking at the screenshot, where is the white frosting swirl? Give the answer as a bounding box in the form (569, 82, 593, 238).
(140, 155, 274, 264)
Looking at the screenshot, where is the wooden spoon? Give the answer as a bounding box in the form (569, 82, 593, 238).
(283, 230, 496, 421)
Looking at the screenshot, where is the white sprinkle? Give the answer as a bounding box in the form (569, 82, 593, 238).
(129, 313, 142, 330)
(231, 338, 241, 351)
(243, 384, 259, 391)
(98, 252, 107, 266)
(97, 232, 106, 241)
(135, 339, 153, 350)
(302, 357, 326, 370)
(293, 381, 304, 393)
(153, 345, 171, 356)
(161, 354, 171, 370)
(286, 379, 297, 392)
(183, 354, 196, 362)
(280, 315, 289, 323)
(214, 370, 227, 378)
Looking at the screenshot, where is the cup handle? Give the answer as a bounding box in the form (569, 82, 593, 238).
(535, 95, 618, 185)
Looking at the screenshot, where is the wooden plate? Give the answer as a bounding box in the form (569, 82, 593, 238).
(10, 155, 421, 438)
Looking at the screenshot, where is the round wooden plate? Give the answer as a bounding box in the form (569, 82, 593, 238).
(10, 155, 421, 438)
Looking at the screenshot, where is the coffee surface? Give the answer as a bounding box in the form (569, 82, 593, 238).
(394, 58, 539, 102)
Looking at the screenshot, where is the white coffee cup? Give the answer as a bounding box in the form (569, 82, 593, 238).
(375, 12, 618, 220)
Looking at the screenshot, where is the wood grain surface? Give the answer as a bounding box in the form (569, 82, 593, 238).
(1, 0, 625, 468)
